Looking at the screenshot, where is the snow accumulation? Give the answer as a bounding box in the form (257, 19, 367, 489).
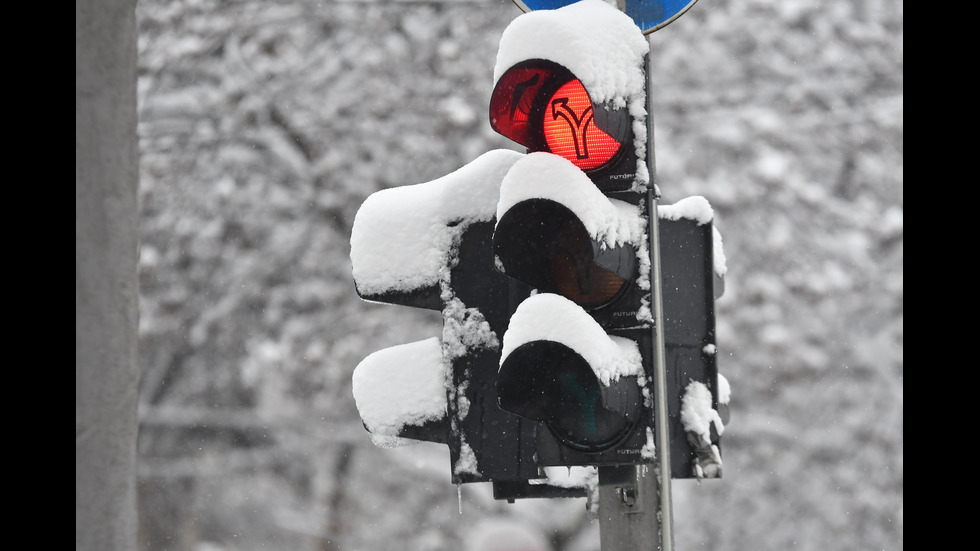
(349, 148, 521, 297)
(351, 337, 446, 448)
(493, 0, 650, 188)
(717, 372, 731, 405)
(536, 465, 598, 489)
(493, 0, 648, 108)
(657, 194, 713, 225)
(681, 379, 725, 479)
(500, 293, 643, 386)
(680, 380, 725, 448)
(497, 152, 646, 250)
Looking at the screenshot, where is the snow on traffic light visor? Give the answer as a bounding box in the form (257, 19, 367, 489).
(490, 60, 630, 173)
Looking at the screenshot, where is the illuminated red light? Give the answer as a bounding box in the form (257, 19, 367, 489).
(543, 80, 622, 171)
(490, 61, 632, 190)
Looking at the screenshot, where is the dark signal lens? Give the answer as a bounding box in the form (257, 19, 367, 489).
(546, 218, 627, 309)
(543, 80, 623, 171)
(548, 368, 635, 452)
(497, 340, 639, 454)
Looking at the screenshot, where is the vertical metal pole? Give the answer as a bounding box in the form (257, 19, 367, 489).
(597, 44, 674, 551)
(648, 193, 676, 551)
(76, 1, 141, 549)
(646, 37, 677, 551)
(598, 465, 661, 550)
(646, 37, 676, 551)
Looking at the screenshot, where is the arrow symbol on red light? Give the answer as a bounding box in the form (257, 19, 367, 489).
(551, 98, 594, 160)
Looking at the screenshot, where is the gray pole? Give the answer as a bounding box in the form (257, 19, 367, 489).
(646, 34, 677, 551)
(597, 41, 675, 551)
(598, 465, 664, 550)
(76, 1, 141, 550)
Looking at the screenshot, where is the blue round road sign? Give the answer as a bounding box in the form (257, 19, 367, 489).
(512, 0, 699, 34)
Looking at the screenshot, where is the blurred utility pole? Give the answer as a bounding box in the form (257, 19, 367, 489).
(76, 1, 141, 550)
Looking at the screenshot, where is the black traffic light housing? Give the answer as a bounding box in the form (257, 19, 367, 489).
(486, 1, 725, 480)
(350, 1, 726, 503)
(490, 152, 655, 468)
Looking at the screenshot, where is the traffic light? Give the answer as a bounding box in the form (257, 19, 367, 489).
(659, 197, 726, 479)
(350, 0, 726, 501)
(350, 149, 544, 484)
(488, 0, 725, 479)
(489, 59, 638, 193)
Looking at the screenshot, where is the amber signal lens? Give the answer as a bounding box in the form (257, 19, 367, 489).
(545, 222, 627, 309)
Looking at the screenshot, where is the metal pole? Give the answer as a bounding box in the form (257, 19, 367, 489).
(598, 465, 661, 550)
(646, 37, 677, 551)
(76, 1, 141, 549)
(644, 37, 674, 551)
(597, 44, 674, 551)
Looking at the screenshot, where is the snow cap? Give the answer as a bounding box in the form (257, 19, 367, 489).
(350, 149, 522, 296)
(351, 337, 447, 447)
(496, 152, 645, 250)
(493, 0, 649, 107)
(500, 293, 642, 386)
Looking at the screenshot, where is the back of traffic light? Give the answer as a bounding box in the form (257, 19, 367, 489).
(350, 150, 543, 484)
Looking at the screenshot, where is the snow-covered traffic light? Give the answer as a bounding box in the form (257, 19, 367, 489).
(489, 1, 655, 468)
(349, 0, 728, 500)
(489, 59, 638, 194)
(488, 0, 727, 478)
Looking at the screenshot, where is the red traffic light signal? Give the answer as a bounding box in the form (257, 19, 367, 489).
(490, 61, 632, 181)
(489, 1, 650, 194)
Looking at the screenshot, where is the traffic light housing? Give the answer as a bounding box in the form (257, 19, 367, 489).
(488, 0, 725, 479)
(350, 0, 727, 501)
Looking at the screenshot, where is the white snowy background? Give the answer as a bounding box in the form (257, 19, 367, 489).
(135, 0, 903, 550)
